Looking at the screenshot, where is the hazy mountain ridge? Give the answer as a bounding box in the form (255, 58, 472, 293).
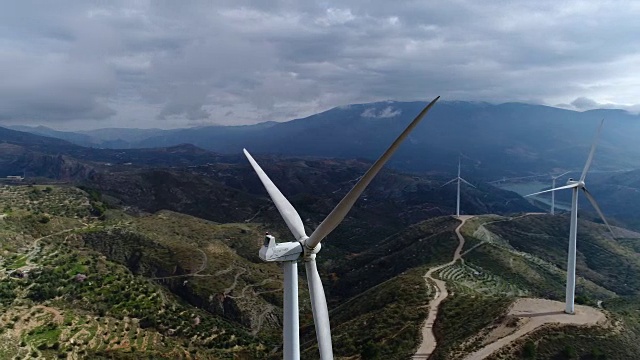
(12, 101, 640, 178)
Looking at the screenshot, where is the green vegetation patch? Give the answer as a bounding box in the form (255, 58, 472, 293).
(0, 281, 18, 306)
(305, 267, 431, 359)
(25, 322, 62, 349)
(487, 215, 640, 296)
(431, 294, 512, 360)
(490, 324, 639, 360)
(331, 216, 461, 299)
(465, 243, 567, 300)
(6, 254, 27, 270)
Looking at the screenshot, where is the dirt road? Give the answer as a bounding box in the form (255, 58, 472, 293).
(414, 213, 606, 359)
(413, 215, 473, 359)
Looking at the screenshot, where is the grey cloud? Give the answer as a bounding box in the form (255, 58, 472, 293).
(1, 1, 640, 129)
(571, 97, 600, 110)
(568, 97, 640, 114)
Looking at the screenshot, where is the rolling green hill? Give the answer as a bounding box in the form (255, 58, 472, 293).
(2, 181, 640, 359)
(0, 185, 288, 359)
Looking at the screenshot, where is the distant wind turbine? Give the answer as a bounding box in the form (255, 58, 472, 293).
(244, 96, 440, 359)
(441, 157, 475, 217)
(549, 171, 571, 215)
(526, 119, 614, 314)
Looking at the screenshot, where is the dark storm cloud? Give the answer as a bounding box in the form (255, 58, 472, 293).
(1, 1, 639, 129)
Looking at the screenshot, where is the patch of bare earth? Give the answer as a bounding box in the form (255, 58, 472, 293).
(463, 298, 606, 360)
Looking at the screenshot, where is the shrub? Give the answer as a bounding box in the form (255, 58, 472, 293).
(522, 341, 536, 359)
(561, 345, 577, 359)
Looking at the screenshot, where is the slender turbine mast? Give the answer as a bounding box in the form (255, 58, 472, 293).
(244, 96, 440, 359)
(441, 157, 475, 217)
(526, 119, 614, 314)
(550, 171, 571, 215)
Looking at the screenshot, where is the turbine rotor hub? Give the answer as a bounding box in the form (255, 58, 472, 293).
(302, 238, 321, 258)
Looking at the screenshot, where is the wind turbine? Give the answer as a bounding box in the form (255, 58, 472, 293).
(549, 171, 571, 215)
(244, 96, 440, 359)
(525, 119, 613, 314)
(441, 157, 475, 217)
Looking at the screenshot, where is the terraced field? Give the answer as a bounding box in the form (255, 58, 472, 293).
(436, 262, 528, 297)
(0, 184, 278, 358)
(0, 305, 179, 359)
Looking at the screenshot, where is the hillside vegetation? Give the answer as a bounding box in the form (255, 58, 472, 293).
(0, 185, 280, 359)
(2, 183, 640, 359)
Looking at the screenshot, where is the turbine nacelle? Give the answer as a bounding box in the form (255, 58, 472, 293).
(566, 178, 584, 187)
(259, 234, 303, 262)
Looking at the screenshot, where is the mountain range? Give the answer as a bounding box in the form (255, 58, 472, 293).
(7, 99, 640, 232)
(11, 101, 640, 179)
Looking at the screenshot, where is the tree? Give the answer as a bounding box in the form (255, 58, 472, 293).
(590, 347, 606, 359)
(522, 340, 536, 359)
(561, 345, 577, 359)
(361, 341, 380, 359)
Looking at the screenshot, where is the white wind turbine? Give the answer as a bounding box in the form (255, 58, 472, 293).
(441, 157, 475, 217)
(549, 171, 571, 215)
(244, 96, 440, 359)
(526, 119, 614, 314)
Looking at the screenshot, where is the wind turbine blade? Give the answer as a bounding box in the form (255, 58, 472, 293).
(552, 171, 571, 180)
(580, 119, 605, 182)
(582, 187, 615, 237)
(440, 178, 457, 187)
(305, 96, 440, 249)
(305, 259, 333, 359)
(243, 149, 308, 241)
(525, 183, 579, 197)
(459, 177, 476, 188)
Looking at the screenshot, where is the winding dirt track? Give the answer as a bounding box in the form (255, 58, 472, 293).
(413, 215, 473, 359)
(413, 213, 606, 360)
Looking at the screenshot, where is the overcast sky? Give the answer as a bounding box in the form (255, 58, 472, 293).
(1, 1, 640, 130)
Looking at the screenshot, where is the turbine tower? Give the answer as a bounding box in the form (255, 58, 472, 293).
(550, 171, 570, 215)
(526, 119, 613, 314)
(441, 157, 475, 217)
(244, 96, 440, 359)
